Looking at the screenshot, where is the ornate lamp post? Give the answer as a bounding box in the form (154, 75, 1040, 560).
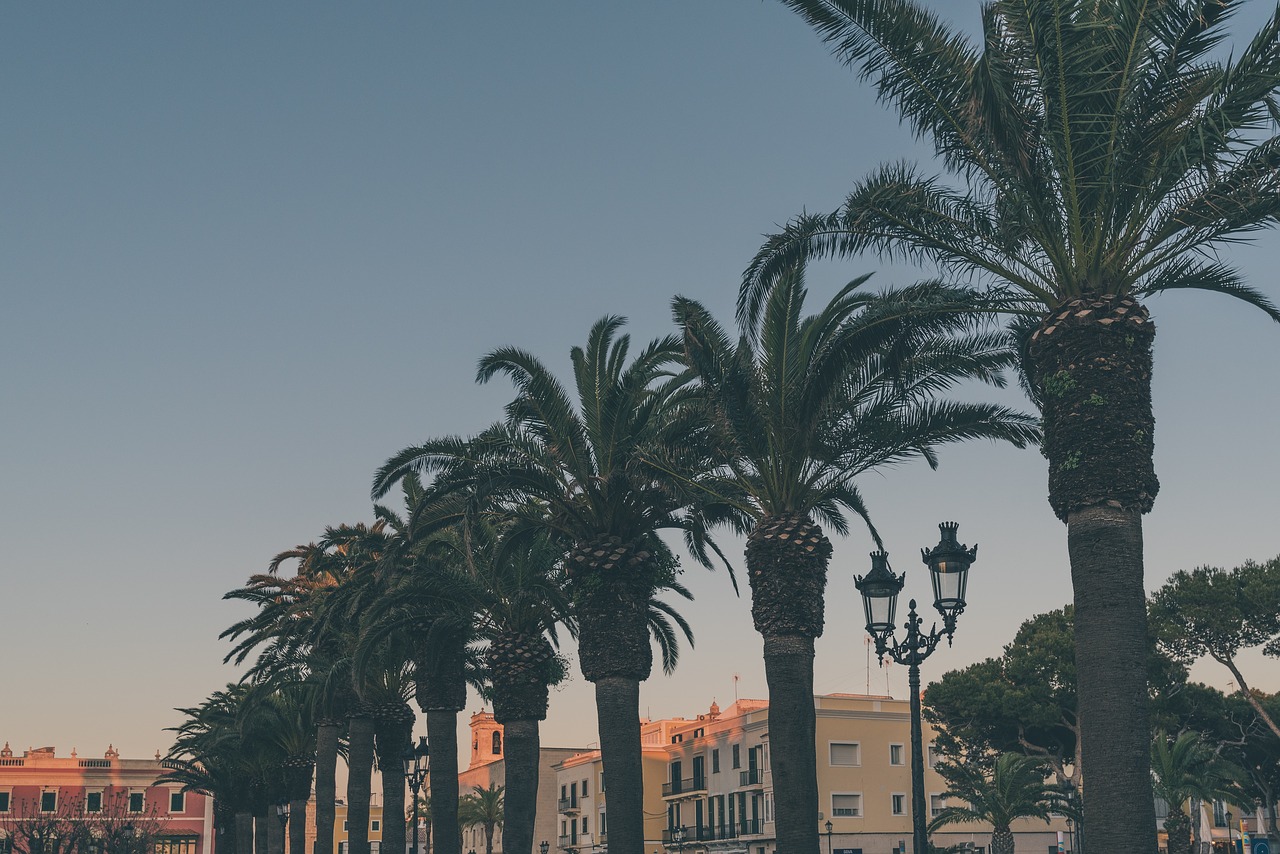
(856, 522, 976, 854)
(1226, 810, 1234, 853)
(276, 798, 290, 830)
(825, 820, 833, 854)
(671, 825, 686, 854)
(403, 736, 431, 854)
(540, 843, 550, 854)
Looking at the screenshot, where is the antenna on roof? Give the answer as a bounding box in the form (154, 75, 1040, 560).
(733, 673, 740, 702)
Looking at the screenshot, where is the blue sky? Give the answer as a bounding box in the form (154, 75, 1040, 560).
(2, 2, 1278, 759)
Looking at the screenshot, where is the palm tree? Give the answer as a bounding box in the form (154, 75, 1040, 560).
(374, 317, 717, 854)
(741, 3, 1280, 849)
(458, 785, 504, 854)
(674, 268, 1038, 854)
(927, 753, 1060, 854)
(1151, 730, 1245, 854)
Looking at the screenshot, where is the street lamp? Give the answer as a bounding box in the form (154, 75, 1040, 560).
(277, 798, 290, 829)
(540, 843, 550, 854)
(825, 820, 833, 854)
(1226, 810, 1234, 853)
(671, 825, 686, 854)
(1065, 817, 1073, 853)
(856, 522, 976, 854)
(403, 736, 430, 854)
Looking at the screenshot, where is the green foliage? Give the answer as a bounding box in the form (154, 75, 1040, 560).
(926, 753, 1060, 835)
(743, 0, 1280, 325)
(1085, 393, 1105, 407)
(1059, 451, 1082, 471)
(1042, 371, 1077, 398)
(1150, 556, 1280, 738)
(674, 267, 1039, 539)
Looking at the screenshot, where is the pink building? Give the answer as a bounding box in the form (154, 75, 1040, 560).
(0, 743, 214, 854)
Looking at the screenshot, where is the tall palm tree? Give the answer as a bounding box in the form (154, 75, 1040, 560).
(927, 753, 1060, 854)
(674, 268, 1037, 854)
(1151, 730, 1245, 854)
(458, 785, 505, 854)
(374, 317, 718, 854)
(163, 689, 261, 854)
(741, 3, 1280, 849)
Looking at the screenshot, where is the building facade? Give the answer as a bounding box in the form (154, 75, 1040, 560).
(554, 695, 1066, 854)
(445, 712, 589, 854)
(0, 743, 214, 854)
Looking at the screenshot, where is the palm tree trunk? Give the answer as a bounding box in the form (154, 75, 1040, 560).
(255, 803, 270, 854)
(375, 715, 414, 854)
(427, 710, 462, 854)
(1068, 504, 1155, 853)
(488, 631, 553, 854)
(1031, 298, 1159, 854)
(989, 825, 1015, 854)
(1165, 811, 1192, 854)
(501, 718, 541, 854)
(236, 812, 254, 854)
(594, 677, 644, 854)
(289, 797, 308, 854)
(762, 636, 819, 854)
(267, 803, 285, 854)
(746, 514, 830, 854)
(316, 721, 341, 854)
(347, 714, 376, 854)
(484, 824, 495, 854)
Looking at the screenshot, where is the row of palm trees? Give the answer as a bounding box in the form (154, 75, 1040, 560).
(165, 270, 1040, 854)
(162, 4, 1280, 854)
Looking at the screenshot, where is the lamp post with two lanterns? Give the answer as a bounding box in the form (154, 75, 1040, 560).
(403, 736, 431, 854)
(855, 522, 976, 854)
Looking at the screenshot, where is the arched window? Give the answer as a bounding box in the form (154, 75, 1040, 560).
(492, 731, 502, 755)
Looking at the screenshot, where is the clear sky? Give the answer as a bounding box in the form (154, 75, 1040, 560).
(2, 2, 1278, 761)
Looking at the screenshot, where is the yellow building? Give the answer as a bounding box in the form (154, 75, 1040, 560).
(303, 798, 385, 854)
(555, 694, 1066, 854)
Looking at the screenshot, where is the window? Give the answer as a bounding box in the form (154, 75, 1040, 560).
(891, 794, 906, 816)
(169, 792, 185, 813)
(927, 745, 941, 768)
(492, 731, 502, 755)
(41, 791, 57, 813)
(831, 793, 861, 817)
(599, 811, 606, 834)
(731, 744, 741, 769)
(0, 792, 9, 813)
(582, 779, 588, 797)
(343, 822, 349, 832)
(371, 821, 380, 832)
(930, 795, 946, 818)
(129, 792, 145, 813)
(86, 792, 103, 813)
(711, 749, 720, 773)
(581, 817, 588, 834)
(829, 743, 860, 766)
(889, 744, 904, 766)
(154, 839, 197, 854)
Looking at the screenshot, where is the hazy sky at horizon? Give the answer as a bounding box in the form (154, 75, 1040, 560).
(2, 1, 1278, 761)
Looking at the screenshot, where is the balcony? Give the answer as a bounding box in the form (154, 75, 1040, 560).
(661, 776, 707, 798)
(662, 821, 763, 845)
(737, 768, 762, 788)
(558, 797, 581, 814)
(557, 837, 577, 850)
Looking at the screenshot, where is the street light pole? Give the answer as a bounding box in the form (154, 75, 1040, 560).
(825, 820, 833, 854)
(1226, 810, 1234, 854)
(403, 737, 430, 854)
(856, 523, 977, 854)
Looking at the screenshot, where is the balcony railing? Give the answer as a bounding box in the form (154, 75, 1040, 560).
(662, 821, 763, 844)
(557, 797, 580, 814)
(660, 776, 707, 797)
(738, 768, 761, 787)
(557, 836, 576, 850)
